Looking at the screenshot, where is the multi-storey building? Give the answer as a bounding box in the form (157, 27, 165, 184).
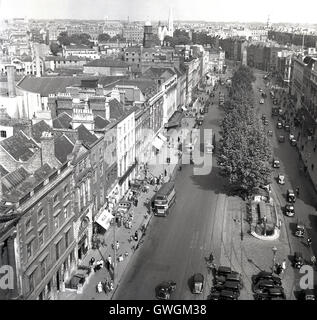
(62, 45, 100, 60)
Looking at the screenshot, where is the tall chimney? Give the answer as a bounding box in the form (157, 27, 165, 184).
(40, 131, 55, 166)
(34, 43, 41, 78)
(6, 65, 16, 98)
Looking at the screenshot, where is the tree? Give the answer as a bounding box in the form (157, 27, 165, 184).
(49, 42, 61, 56)
(111, 34, 126, 42)
(98, 33, 111, 42)
(57, 31, 70, 46)
(218, 66, 273, 197)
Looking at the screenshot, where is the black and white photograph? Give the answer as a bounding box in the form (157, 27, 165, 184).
(0, 0, 317, 307)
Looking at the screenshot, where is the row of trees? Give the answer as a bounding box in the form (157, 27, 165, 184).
(163, 30, 192, 47)
(218, 65, 273, 197)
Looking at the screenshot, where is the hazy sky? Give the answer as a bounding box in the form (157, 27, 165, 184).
(0, 0, 316, 23)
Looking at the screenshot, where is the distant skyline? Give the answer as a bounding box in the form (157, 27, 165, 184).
(0, 0, 317, 24)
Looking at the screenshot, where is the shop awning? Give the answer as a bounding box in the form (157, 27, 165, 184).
(95, 209, 114, 231)
(165, 111, 184, 129)
(152, 136, 164, 150)
(118, 161, 137, 186)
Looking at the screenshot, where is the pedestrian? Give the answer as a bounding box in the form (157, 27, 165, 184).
(281, 259, 286, 272)
(89, 257, 95, 266)
(296, 187, 300, 197)
(134, 230, 138, 241)
(116, 241, 119, 251)
(107, 255, 112, 270)
(164, 169, 167, 176)
(304, 165, 308, 173)
(302, 145, 304, 151)
(135, 198, 138, 207)
(307, 237, 312, 247)
(312, 163, 315, 171)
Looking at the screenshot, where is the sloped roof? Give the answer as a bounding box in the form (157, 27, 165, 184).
(84, 58, 129, 68)
(31, 120, 52, 143)
(53, 112, 73, 129)
(124, 46, 142, 53)
(17, 76, 82, 96)
(142, 67, 176, 81)
(2, 164, 55, 203)
(54, 134, 74, 164)
(0, 131, 39, 162)
(94, 115, 110, 130)
(109, 98, 126, 120)
(1, 166, 30, 192)
(0, 164, 9, 176)
(77, 125, 98, 147)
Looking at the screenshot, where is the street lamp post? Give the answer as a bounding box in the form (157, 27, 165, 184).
(272, 246, 277, 274)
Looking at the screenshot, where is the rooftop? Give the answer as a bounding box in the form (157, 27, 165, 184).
(84, 58, 129, 68)
(54, 134, 74, 164)
(0, 130, 39, 162)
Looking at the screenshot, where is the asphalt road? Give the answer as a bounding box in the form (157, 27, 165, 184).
(113, 87, 229, 300)
(253, 70, 317, 291)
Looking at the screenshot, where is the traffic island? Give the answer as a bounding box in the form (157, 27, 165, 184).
(249, 193, 281, 241)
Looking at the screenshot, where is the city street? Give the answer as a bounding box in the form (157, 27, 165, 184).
(253, 70, 317, 293)
(113, 95, 227, 300)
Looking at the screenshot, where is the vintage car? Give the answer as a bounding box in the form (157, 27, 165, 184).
(215, 281, 241, 296)
(290, 138, 297, 146)
(252, 271, 282, 287)
(278, 174, 285, 185)
(284, 124, 290, 132)
(267, 130, 273, 137)
(209, 289, 239, 300)
(276, 121, 283, 129)
(299, 289, 316, 300)
(192, 273, 204, 294)
(252, 279, 276, 294)
(259, 99, 264, 104)
(155, 281, 176, 300)
(262, 114, 266, 120)
(293, 252, 304, 269)
(263, 119, 269, 126)
(278, 135, 285, 143)
(295, 221, 305, 237)
(285, 203, 295, 217)
(214, 271, 243, 289)
(273, 159, 280, 168)
(287, 189, 296, 203)
(255, 287, 286, 300)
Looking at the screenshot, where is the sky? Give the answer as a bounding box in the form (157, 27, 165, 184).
(0, 0, 316, 24)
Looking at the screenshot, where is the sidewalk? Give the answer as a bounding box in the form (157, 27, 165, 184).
(58, 119, 195, 300)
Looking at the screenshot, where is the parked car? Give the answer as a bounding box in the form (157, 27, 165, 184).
(252, 279, 276, 294)
(278, 174, 285, 185)
(252, 271, 282, 287)
(273, 159, 280, 168)
(263, 119, 269, 125)
(215, 272, 243, 289)
(289, 133, 295, 141)
(215, 281, 241, 296)
(285, 203, 295, 217)
(259, 99, 264, 104)
(284, 124, 290, 132)
(291, 138, 297, 146)
(255, 287, 286, 300)
(277, 121, 283, 129)
(278, 135, 285, 143)
(287, 189, 296, 203)
(155, 281, 176, 300)
(262, 114, 266, 120)
(267, 130, 273, 137)
(293, 252, 304, 269)
(209, 289, 238, 300)
(295, 221, 305, 237)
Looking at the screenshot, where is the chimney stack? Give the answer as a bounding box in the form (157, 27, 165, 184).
(40, 131, 56, 167)
(6, 65, 16, 98)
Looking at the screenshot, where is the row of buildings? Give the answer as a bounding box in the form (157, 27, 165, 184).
(0, 24, 218, 298)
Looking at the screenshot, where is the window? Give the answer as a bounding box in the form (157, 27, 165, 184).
(0, 130, 6, 138)
(29, 272, 35, 292)
(25, 218, 32, 233)
(26, 241, 33, 259)
(65, 230, 70, 248)
(54, 215, 59, 229)
(63, 185, 69, 194)
(53, 194, 59, 205)
(93, 170, 97, 183)
(41, 259, 46, 278)
(55, 242, 60, 260)
(99, 163, 103, 175)
(63, 205, 68, 219)
(38, 229, 45, 247)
